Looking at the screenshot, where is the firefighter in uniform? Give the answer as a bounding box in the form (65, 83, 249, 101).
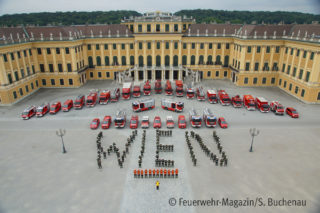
(156, 181, 160, 190)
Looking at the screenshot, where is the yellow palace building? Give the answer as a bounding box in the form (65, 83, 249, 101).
(0, 11, 320, 105)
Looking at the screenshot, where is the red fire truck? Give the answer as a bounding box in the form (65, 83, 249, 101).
(218, 90, 231, 106)
(154, 80, 162, 94)
(122, 82, 132, 99)
(203, 108, 217, 127)
(21, 106, 36, 120)
(99, 90, 110, 104)
(189, 109, 202, 128)
(207, 90, 218, 104)
(175, 80, 184, 97)
(143, 80, 151, 95)
(161, 99, 184, 112)
(196, 87, 205, 101)
(133, 83, 141, 98)
(74, 94, 85, 109)
(243, 95, 256, 111)
(231, 95, 242, 108)
(165, 80, 173, 95)
(114, 110, 126, 128)
(36, 103, 50, 117)
(256, 97, 270, 112)
(110, 88, 120, 102)
(186, 85, 195, 99)
(86, 91, 98, 107)
(132, 98, 155, 112)
(270, 101, 285, 115)
(62, 99, 73, 112)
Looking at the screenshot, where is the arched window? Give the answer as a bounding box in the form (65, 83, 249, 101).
(199, 55, 204, 65)
(130, 56, 134, 66)
(191, 55, 195, 65)
(216, 55, 221, 64)
(113, 56, 118, 65)
(165, 55, 170, 66)
(88, 56, 93, 68)
(139, 55, 144, 67)
(121, 56, 126, 66)
(173, 55, 178, 66)
(182, 55, 187, 65)
(96, 56, 101, 66)
(105, 56, 109, 66)
(224, 55, 229, 67)
(147, 55, 152, 67)
(207, 55, 213, 65)
(156, 55, 161, 66)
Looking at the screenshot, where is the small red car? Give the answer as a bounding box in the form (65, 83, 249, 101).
(218, 117, 228, 129)
(286, 107, 299, 118)
(166, 116, 174, 128)
(141, 116, 149, 128)
(90, 118, 100, 129)
(50, 102, 61, 114)
(101, 116, 112, 129)
(130, 115, 139, 129)
(62, 99, 73, 112)
(178, 115, 187, 129)
(153, 116, 162, 128)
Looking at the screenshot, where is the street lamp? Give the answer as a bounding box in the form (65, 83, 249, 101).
(249, 128, 260, 152)
(56, 129, 67, 154)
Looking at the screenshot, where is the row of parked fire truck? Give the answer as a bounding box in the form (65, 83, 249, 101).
(89, 107, 228, 130)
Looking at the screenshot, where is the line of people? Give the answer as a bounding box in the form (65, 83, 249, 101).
(185, 131, 197, 166)
(134, 168, 179, 178)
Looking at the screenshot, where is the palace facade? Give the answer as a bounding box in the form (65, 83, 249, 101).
(0, 11, 320, 105)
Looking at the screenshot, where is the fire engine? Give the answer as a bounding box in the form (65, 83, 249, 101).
(189, 109, 202, 128)
(166, 116, 174, 128)
(141, 116, 150, 128)
(196, 87, 205, 101)
(207, 90, 218, 104)
(218, 90, 231, 106)
(243, 95, 256, 111)
(256, 97, 270, 112)
(114, 110, 126, 128)
(161, 99, 184, 112)
(86, 91, 98, 107)
(36, 103, 50, 117)
(165, 80, 173, 95)
(203, 108, 217, 127)
(99, 90, 110, 104)
(62, 99, 73, 112)
(231, 95, 242, 108)
(133, 83, 141, 98)
(110, 88, 120, 102)
(143, 80, 151, 95)
(154, 80, 162, 94)
(21, 106, 36, 119)
(175, 80, 184, 97)
(122, 82, 132, 99)
(74, 94, 85, 109)
(270, 101, 285, 115)
(132, 98, 155, 112)
(186, 85, 195, 99)
(50, 102, 61, 114)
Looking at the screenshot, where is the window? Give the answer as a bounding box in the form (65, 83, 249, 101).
(183, 43, 187, 49)
(156, 55, 161, 66)
(122, 56, 126, 66)
(299, 69, 304, 79)
(263, 62, 269, 71)
(305, 71, 310, 82)
(65, 48, 70, 54)
(183, 24, 186, 30)
(165, 24, 169, 32)
(285, 47, 288, 54)
(289, 83, 292, 91)
(254, 63, 259, 71)
(192, 43, 195, 49)
(87, 44, 91, 50)
(157, 42, 160, 49)
(174, 42, 178, 49)
(104, 44, 108, 50)
(69, 79, 73, 85)
(245, 62, 250, 71)
(257, 46, 261, 53)
(96, 56, 101, 66)
(156, 24, 160, 32)
(165, 55, 170, 66)
(275, 46, 280, 53)
(8, 74, 12, 84)
(266, 46, 270, 53)
(215, 71, 219, 77)
(207, 71, 211, 77)
(272, 62, 278, 71)
(11, 53, 14, 60)
(174, 24, 178, 32)
(32, 65, 35, 74)
(182, 55, 187, 65)
(147, 42, 151, 49)
(42, 79, 46, 86)
(303, 51, 307, 58)
(138, 24, 142, 32)
(40, 64, 45, 72)
(200, 43, 204, 49)
(130, 56, 134, 66)
(287, 65, 291, 74)
(19, 88, 23, 96)
(105, 56, 110, 66)
(113, 44, 117, 50)
(295, 86, 299, 94)
(98, 72, 102, 78)
(27, 67, 30, 76)
(49, 64, 54, 72)
(37, 48, 42, 54)
(17, 52, 21, 59)
(23, 50, 27, 57)
(253, 77, 258, 84)
(247, 46, 251, 53)
(226, 43, 229, 49)
(88, 56, 93, 68)
(31, 83, 34, 90)
(296, 49, 300, 56)
(284, 81, 287, 88)
(60, 79, 64, 86)
(58, 64, 63, 72)
(191, 55, 195, 65)
(209, 43, 212, 49)
(244, 77, 248, 84)
(36, 80, 38, 87)
(173, 55, 178, 66)
(47, 48, 51, 54)
(113, 56, 118, 65)
(217, 43, 221, 49)
(165, 42, 169, 49)
(67, 63, 72, 72)
(121, 44, 125, 50)
(262, 77, 266, 84)
(282, 64, 286, 72)
(310, 52, 314, 60)
(56, 48, 60, 54)
(139, 42, 143, 49)
(147, 24, 151, 32)
(20, 69, 24, 78)
(3, 54, 8, 62)
(130, 44, 133, 49)
(51, 79, 55, 86)
(292, 67, 297, 77)
(13, 91, 17, 99)
(90, 72, 93, 78)
(106, 72, 110, 78)
(224, 71, 228, 77)
(279, 79, 282, 86)
(271, 77, 275, 84)
(301, 89, 305, 97)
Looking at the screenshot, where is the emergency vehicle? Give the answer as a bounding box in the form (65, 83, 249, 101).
(178, 115, 187, 129)
(165, 80, 173, 95)
(143, 80, 151, 95)
(270, 101, 285, 115)
(101, 116, 112, 129)
(166, 116, 174, 128)
(133, 83, 141, 98)
(153, 116, 162, 128)
(161, 99, 184, 112)
(231, 95, 242, 108)
(130, 115, 139, 129)
(154, 80, 162, 94)
(189, 109, 202, 128)
(286, 107, 299, 118)
(50, 102, 61, 114)
(90, 118, 100, 129)
(21, 106, 36, 119)
(218, 90, 231, 105)
(218, 117, 228, 128)
(62, 99, 73, 112)
(141, 116, 150, 128)
(99, 90, 110, 104)
(114, 110, 126, 128)
(255, 97, 270, 112)
(110, 88, 120, 102)
(243, 95, 256, 111)
(74, 94, 85, 109)
(196, 87, 205, 101)
(175, 80, 184, 97)
(36, 103, 50, 117)
(207, 90, 218, 104)
(186, 85, 195, 99)
(122, 82, 132, 99)
(203, 108, 217, 127)
(86, 91, 98, 107)
(132, 98, 155, 112)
